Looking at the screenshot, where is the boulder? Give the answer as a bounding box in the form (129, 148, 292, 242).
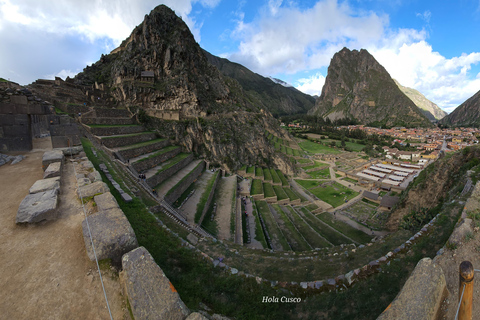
(80, 160, 94, 169)
(88, 170, 102, 182)
(94, 192, 119, 211)
(120, 247, 190, 320)
(77, 181, 109, 198)
(186, 312, 209, 320)
(187, 233, 199, 245)
(377, 258, 448, 320)
(16, 190, 58, 223)
(29, 177, 61, 194)
(57, 146, 83, 155)
(11, 155, 25, 165)
(82, 207, 138, 261)
(448, 218, 473, 246)
(43, 162, 62, 179)
(42, 150, 64, 170)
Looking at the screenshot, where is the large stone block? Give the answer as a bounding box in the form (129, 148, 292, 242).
(43, 162, 62, 179)
(82, 208, 138, 261)
(77, 181, 109, 198)
(94, 192, 119, 211)
(16, 189, 58, 223)
(120, 247, 190, 320)
(377, 258, 448, 320)
(42, 150, 64, 170)
(29, 177, 60, 194)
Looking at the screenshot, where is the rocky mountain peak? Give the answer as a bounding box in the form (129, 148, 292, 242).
(441, 89, 480, 127)
(309, 47, 432, 127)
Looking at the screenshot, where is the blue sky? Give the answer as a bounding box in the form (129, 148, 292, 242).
(1, 0, 479, 113)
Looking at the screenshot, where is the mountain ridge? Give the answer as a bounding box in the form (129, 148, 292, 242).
(440, 89, 480, 127)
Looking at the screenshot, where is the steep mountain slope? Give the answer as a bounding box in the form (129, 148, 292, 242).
(440, 90, 480, 127)
(203, 50, 315, 115)
(71, 4, 293, 171)
(394, 80, 447, 120)
(308, 48, 432, 128)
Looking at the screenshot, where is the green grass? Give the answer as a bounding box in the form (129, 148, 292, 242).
(285, 206, 331, 248)
(251, 201, 269, 249)
(302, 161, 328, 171)
(241, 201, 248, 244)
(240, 165, 247, 171)
(165, 161, 204, 197)
(270, 169, 281, 184)
(293, 149, 301, 157)
(280, 145, 287, 153)
(201, 189, 219, 237)
(306, 167, 331, 179)
(251, 179, 263, 195)
(246, 166, 255, 174)
(155, 153, 190, 175)
(263, 168, 272, 181)
(296, 158, 312, 164)
(195, 171, 220, 223)
(297, 181, 359, 208)
(286, 147, 293, 155)
(255, 167, 264, 178)
(271, 204, 310, 251)
(305, 203, 319, 211)
(283, 187, 299, 201)
(101, 131, 154, 139)
(134, 145, 178, 164)
(295, 179, 320, 190)
(117, 138, 167, 150)
(317, 212, 373, 244)
(299, 208, 352, 245)
(276, 170, 289, 186)
(273, 185, 288, 200)
(263, 183, 276, 198)
(298, 139, 342, 154)
(255, 201, 291, 251)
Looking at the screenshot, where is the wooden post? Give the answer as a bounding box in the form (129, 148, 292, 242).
(459, 261, 474, 320)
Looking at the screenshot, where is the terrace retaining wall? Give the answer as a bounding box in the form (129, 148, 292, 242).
(100, 132, 157, 148)
(132, 147, 181, 173)
(197, 170, 221, 226)
(164, 161, 205, 204)
(118, 139, 171, 160)
(146, 154, 194, 188)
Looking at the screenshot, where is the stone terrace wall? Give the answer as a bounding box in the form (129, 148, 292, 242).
(92, 108, 131, 118)
(165, 161, 206, 204)
(133, 147, 181, 173)
(147, 154, 194, 188)
(0, 114, 32, 151)
(101, 132, 157, 148)
(88, 125, 144, 137)
(118, 139, 170, 160)
(197, 170, 221, 226)
(81, 117, 134, 125)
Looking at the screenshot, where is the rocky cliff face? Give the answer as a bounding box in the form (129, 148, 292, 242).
(308, 48, 432, 128)
(394, 80, 447, 121)
(203, 50, 315, 116)
(440, 90, 480, 127)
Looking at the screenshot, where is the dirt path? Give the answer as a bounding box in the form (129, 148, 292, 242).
(215, 176, 236, 241)
(0, 138, 128, 320)
(180, 170, 213, 224)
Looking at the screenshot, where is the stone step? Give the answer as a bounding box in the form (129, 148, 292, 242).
(131, 146, 182, 173)
(144, 153, 194, 188)
(82, 117, 135, 125)
(116, 138, 171, 160)
(99, 132, 157, 148)
(155, 159, 203, 196)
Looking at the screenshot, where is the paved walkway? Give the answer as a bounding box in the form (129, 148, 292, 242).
(235, 195, 242, 245)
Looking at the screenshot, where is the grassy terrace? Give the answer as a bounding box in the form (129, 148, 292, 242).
(263, 168, 272, 181)
(306, 167, 331, 179)
(117, 138, 167, 150)
(271, 204, 310, 251)
(302, 161, 328, 171)
(251, 179, 263, 195)
(101, 131, 154, 139)
(296, 180, 359, 208)
(255, 201, 290, 251)
(251, 201, 269, 249)
(276, 170, 289, 186)
(298, 139, 341, 154)
(317, 212, 373, 244)
(195, 171, 220, 223)
(246, 166, 255, 174)
(263, 183, 276, 198)
(284, 206, 331, 248)
(166, 161, 204, 198)
(299, 207, 353, 245)
(255, 167, 264, 178)
(273, 185, 288, 200)
(134, 145, 178, 163)
(270, 169, 281, 184)
(296, 158, 312, 164)
(283, 187, 299, 201)
(88, 124, 138, 128)
(154, 153, 190, 175)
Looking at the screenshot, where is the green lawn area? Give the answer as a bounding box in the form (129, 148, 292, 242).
(299, 208, 352, 245)
(285, 206, 331, 248)
(195, 171, 219, 223)
(317, 212, 373, 244)
(255, 166, 263, 178)
(298, 139, 342, 154)
(302, 161, 328, 171)
(276, 170, 289, 186)
(240, 165, 247, 171)
(296, 180, 359, 208)
(306, 167, 331, 179)
(263, 168, 272, 181)
(293, 149, 301, 157)
(295, 179, 321, 190)
(270, 169, 281, 184)
(296, 158, 312, 164)
(283, 187, 299, 201)
(305, 203, 318, 211)
(271, 204, 310, 251)
(246, 166, 255, 174)
(286, 147, 293, 155)
(255, 201, 290, 251)
(273, 185, 288, 200)
(280, 145, 287, 153)
(263, 183, 276, 198)
(274, 142, 281, 150)
(323, 139, 365, 152)
(251, 179, 263, 195)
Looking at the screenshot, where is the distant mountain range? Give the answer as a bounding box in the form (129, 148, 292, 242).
(440, 89, 480, 127)
(308, 48, 433, 128)
(394, 80, 447, 121)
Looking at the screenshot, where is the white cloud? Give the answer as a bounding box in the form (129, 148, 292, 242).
(295, 73, 325, 96)
(416, 10, 431, 24)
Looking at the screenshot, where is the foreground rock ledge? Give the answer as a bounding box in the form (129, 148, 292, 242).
(16, 189, 58, 223)
(377, 257, 448, 320)
(120, 246, 190, 320)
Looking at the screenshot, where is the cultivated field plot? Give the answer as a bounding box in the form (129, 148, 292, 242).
(283, 206, 331, 248)
(295, 180, 359, 207)
(270, 204, 310, 251)
(316, 212, 373, 244)
(340, 200, 378, 223)
(255, 201, 290, 251)
(305, 167, 331, 179)
(298, 139, 342, 155)
(297, 207, 352, 245)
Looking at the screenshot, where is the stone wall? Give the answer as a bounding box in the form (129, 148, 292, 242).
(0, 114, 32, 151)
(197, 170, 221, 226)
(147, 154, 194, 188)
(55, 102, 90, 115)
(132, 147, 181, 173)
(164, 160, 206, 204)
(92, 108, 131, 118)
(88, 125, 144, 137)
(100, 132, 157, 148)
(118, 138, 170, 160)
(81, 117, 134, 125)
